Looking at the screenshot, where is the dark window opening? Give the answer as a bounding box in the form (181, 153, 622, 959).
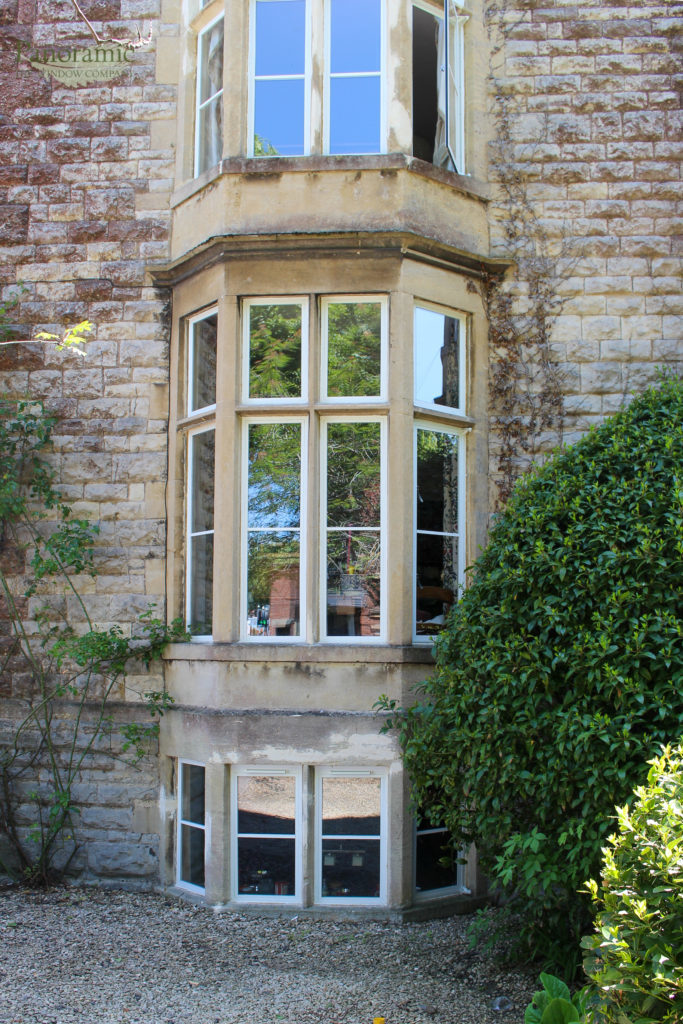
(412, 6, 439, 163)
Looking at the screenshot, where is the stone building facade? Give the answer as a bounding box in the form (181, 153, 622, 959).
(0, 0, 680, 911)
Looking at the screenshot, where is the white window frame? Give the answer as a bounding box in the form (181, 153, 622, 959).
(248, 0, 313, 158)
(231, 765, 303, 904)
(240, 415, 309, 642)
(315, 767, 387, 906)
(320, 415, 387, 643)
(320, 294, 389, 404)
(242, 296, 310, 405)
(323, 0, 387, 156)
(413, 301, 467, 416)
(177, 759, 207, 895)
(413, 818, 467, 901)
(412, 420, 466, 645)
(186, 423, 216, 640)
(194, 13, 225, 178)
(187, 305, 218, 418)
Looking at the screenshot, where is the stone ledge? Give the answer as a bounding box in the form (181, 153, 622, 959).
(163, 642, 435, 665)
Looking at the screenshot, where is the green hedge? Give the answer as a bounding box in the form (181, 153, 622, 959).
(385, 377, 683, 966)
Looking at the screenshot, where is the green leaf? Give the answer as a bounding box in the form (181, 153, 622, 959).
(539, 998, 580, 1024)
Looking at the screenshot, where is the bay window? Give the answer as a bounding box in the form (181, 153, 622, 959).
(180, 292, 467, 646)
(184, 308, 217, 638)
(239, 294, 388, 642)
(413, 303, 467, 642)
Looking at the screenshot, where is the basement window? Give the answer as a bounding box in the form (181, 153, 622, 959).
(316, 769, 386, 904)
(177, 761, 206, 892)
(232, 768, 302, 901)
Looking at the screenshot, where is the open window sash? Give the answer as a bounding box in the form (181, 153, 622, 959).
(433, 1, 466, 174)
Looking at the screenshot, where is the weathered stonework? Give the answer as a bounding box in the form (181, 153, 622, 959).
(0, 0, 680, 900)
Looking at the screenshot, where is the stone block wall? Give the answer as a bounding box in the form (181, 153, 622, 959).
(0, 0, 177, 879)
(487, 0, 681, 484)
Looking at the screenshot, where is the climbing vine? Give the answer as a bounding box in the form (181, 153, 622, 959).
(480, 0, 576, 506)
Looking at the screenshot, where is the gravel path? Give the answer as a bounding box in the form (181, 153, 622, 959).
(0, 887, 535, 1024)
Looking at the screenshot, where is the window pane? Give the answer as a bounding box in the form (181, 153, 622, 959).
(248, 422, 301, 529)
(197, 97, 223, 174)
(181, 764, 205, 825)
(190, 533, 213, 633)
(326, 422, 380, 528)
(415, 533, 457, 636)
(255, 0, 305, 77)
(322, 838, 380, 898)
(326, 531, 380, 637)
(190, 430, 215, 533)
(322, 777, 381, 835)
(238, 837, 296, 894)
(180, 824, 205, 887)
(416, 428, 459, 534)
(414, 307, 460, 408)
(330, 0, 380, 74)
(326, 301, 381, 398)
(329, 76, 381, 154)
(254, 79, 305, 157)
(190, 314, 217, 412)
(247, 532, 300, 637)
(199, 20, 223, 102)
(237, 775, 295, 834)
(416, 828, 459, 893)
(248, 303, 303, 397)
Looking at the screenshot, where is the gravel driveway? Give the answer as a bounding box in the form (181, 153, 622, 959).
(0, 887, 535, 1024)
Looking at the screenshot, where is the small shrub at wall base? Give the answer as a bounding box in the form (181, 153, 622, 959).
(581, 744, 683, 1024)
(379, 376, 683, 973)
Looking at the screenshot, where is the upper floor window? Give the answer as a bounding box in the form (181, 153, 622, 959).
(412, 0, 466, 173)
(250, 0, 385, 157)
(195, 15, 224, 176)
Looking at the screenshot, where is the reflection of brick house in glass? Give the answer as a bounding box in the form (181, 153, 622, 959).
(0, 0, 680, 912)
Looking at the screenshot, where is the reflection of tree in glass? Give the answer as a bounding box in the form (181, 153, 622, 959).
(253, 134, 279, 156)
(249, 304, 302, 398)
(327, 302, 381, 397)
(247, 533, 300, 612)
(327, 422, 381, 528)
(248, 423, 301, 528)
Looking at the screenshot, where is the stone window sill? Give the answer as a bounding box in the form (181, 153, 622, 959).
(171, 153, 491, 210)
(163, 642, 435, 665)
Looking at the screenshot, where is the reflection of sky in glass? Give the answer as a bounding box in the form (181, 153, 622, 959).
(415, 307, 447, 406)
(330, 77, 380, 153)
(331, 0, 380, 73)
(254, 79, 305, 156)
(255, 0, 305, 76)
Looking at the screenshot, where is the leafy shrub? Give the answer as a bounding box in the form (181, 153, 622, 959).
(582, 744, 683, 1023)
(525, 973, 590, 1023)
(381, 377, 683, 968)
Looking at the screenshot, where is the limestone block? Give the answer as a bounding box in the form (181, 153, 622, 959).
(87, 840, 158, 877)
(581, 316, 623, 342)
(580, 360, 628, 397)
